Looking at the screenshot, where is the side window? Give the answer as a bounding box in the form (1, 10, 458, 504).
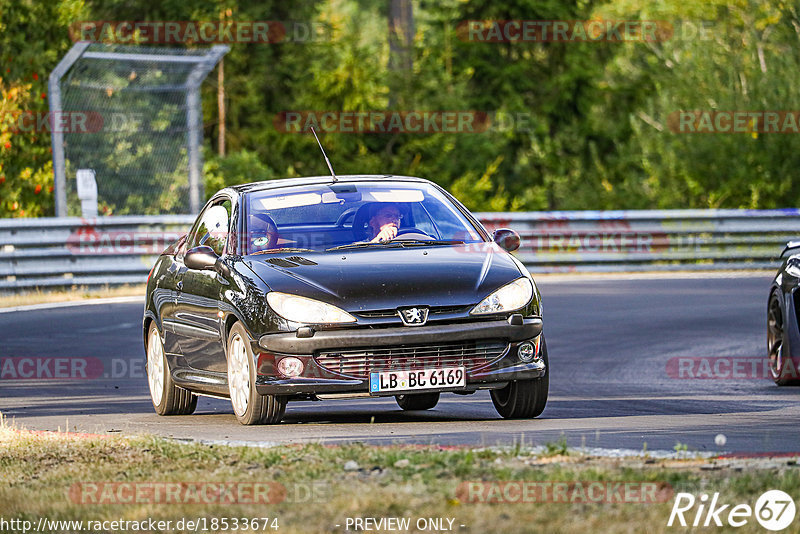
(186, 199, 231, 256)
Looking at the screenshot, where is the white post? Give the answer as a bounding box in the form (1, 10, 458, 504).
(76, 169, 98, 218)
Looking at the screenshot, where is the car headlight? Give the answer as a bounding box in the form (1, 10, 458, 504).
(470, 277, 533, 315)
(786, 256, 800, 278)
(266, 292, 356, 324)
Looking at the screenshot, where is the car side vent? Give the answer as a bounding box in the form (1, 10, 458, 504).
(287, 256, 318, 266)
(265, 258, 299, 268)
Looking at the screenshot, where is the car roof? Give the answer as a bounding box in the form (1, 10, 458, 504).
(226, 175, 434, 195)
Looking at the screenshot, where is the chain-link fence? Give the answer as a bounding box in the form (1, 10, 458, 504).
(49, 43, 228, 217)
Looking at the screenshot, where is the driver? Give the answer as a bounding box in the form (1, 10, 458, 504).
(367, 203, 404, 243)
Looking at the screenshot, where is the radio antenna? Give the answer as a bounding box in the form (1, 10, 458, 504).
(310, 126, 337, 183)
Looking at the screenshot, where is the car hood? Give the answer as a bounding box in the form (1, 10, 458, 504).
(243, 243, 526, 312)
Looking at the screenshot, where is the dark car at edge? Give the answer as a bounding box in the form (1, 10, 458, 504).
(768, 240, 800, 386)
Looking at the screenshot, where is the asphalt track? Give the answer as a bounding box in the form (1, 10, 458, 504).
(1, 274, 798, 454)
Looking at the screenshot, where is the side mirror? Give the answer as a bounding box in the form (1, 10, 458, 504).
(185, 245, 222, 271)
(493, 228, 520, 252)
(185, 246, 233, 277)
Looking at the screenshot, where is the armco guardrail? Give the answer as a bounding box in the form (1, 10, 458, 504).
(0, 215, 194, 290)
(477, 209, 799, 273)
(0, 209, 796, 290)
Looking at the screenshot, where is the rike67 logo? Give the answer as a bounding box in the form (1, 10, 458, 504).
(667, 490, 796, 531)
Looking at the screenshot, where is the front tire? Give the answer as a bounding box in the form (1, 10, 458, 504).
(396, 392, 439, 411)
(768, 291, 800, 386)
(227, 322, 287, 425)
(491, 337, 549, 419)
(146, 323, 197, 415)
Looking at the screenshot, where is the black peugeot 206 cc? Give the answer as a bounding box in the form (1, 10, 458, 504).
(143, 175, 547, 424)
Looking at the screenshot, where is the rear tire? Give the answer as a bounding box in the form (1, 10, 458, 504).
(491, 337, 549, 419)
(227, 322, 287, 425)
(768, 291, 800, 386)
(146, 323, 197, 416)
(396, 392, 440, 411)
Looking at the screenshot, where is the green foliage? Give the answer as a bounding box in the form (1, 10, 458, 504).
(592, 0, 800, 208)
(204, 149, 276, 195)
(543, 436, 570, 457)
(0, 0, 87, 217)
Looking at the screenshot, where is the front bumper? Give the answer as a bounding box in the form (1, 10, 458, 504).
(254, 317, 545, 396)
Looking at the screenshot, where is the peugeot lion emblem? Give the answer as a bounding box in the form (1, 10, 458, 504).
(398, 307, 429, 326)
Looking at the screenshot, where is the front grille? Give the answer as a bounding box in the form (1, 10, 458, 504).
(355, 310, 398, 318)
(354, 305, 471, 319)
(315, 339, 508, 378)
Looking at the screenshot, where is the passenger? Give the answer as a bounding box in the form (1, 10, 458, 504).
(249, 213, 279, 253)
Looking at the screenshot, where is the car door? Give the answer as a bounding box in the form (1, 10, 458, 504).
(173, 196, 233, 373)
(157, 238, 187, 357)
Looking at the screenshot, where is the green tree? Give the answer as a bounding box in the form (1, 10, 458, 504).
(0, 0, 86, 217)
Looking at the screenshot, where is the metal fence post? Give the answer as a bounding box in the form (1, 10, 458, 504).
(186, 87, 202, 214)
(48, 42, 90, 217)
(184, 45, 229, 214)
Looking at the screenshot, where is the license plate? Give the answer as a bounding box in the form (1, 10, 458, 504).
(369, 367, 466, 394)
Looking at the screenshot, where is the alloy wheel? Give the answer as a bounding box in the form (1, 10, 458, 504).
(147, 326, 165, 406)
(768, 294, 784, 380)
(228, 332, 251, 417)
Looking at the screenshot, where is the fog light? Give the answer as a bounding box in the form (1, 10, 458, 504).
(277, 357, 304, 377)
(518, 342, 535, 362)
(518, 336, 542, 363)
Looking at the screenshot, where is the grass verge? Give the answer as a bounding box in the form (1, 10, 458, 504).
(1, 424, 798, 533)
(0, 285, 145, 309)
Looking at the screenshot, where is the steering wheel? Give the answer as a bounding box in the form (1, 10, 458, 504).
(393, 228, 434, 240)
(335, 207, 358, 227)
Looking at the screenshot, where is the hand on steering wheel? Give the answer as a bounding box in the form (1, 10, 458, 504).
(371, 224, 398, 243)
(371, 226, 433, 243)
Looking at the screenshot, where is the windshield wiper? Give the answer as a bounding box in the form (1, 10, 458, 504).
(251, 248, 315, 255)
(325, 242, 404, 251)
(394, 239, 465, 247)
(326, 240, 464, 251)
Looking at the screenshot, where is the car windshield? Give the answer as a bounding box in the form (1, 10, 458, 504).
(243, 181, 484, 254)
